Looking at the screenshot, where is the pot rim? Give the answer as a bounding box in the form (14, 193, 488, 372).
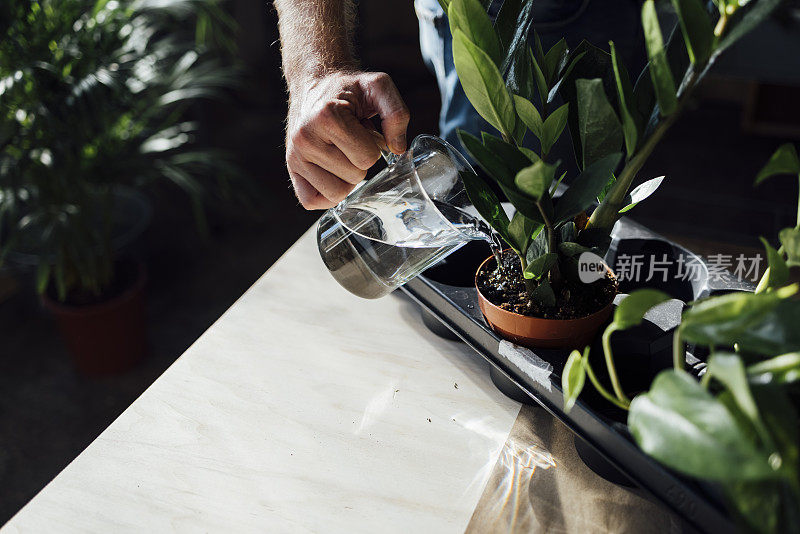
(41, 259, 147, 315)
(474, 252, 617, 324)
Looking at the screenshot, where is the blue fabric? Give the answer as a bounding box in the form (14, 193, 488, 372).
(414, 0, 645, 171)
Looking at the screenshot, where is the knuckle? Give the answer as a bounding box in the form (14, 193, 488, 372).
(290, 127, 311, 150)
(388, 106, 410, 123)
(355, 153, 378, 171)
(372, 72, 391, 87)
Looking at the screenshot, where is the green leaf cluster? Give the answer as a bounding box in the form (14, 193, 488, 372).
(0, 0, 242, 301)
(451, 1, 792, 528)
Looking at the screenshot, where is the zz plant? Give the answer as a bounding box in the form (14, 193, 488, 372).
(563, 144, 800, 533)
(443, 0, 781, 309)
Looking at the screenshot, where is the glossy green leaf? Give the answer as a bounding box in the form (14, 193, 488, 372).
(452, 29, 516, 138)
(437, 0, 450, 12)
(546, 51, 587, 104)
(526, 225, 548, 265)
(458, 130, 515, 187)
(495, 0, 535, 75)
(642, 0, 678, 116)
(609, 41, 638, 158)
(531, 277, 556, 306)
(748, 352, 800, 385)
(529, 49, 549, 107)
(708, 352, 761, 426)
(755, 143, 800, 185)
(619, 176, 665, 214)
(507, 211, 539, 256)
(596, 173, 616, 204)
(448, 0, 502, 67)
(515, 160, 556, 200)
(576, 78, 623, 169)
(760, 237, 789, 292)
(553, 152, 622, 223)
(541, 102, 569, 156)
(628, 371, 777, 481)
(680, 290, 800, 355)
(563, 348, 588, 413)
(613, 289, 671, 329)
(513, 95, 543, 140)
(779, 228, 800, 267)
(524, 252, 558, 280)
(459, 165, 510, 241)
(555, 41, 615, 168)
(518, 146, 541, 164)
(672, 0, 714, 65)
(543, 38, 568, 84)
(480, 132, 534, 180)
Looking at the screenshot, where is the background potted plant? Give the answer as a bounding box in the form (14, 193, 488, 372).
(0, 0, 237, 374)
(441, 0, 782, 349)
(562, 143, 800, 532)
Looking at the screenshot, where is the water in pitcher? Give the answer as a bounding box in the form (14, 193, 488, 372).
(317, 196, 498, 299)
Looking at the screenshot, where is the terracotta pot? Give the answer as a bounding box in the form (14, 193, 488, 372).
(42, 260, 147, 375)
(475, 255, 615, 350)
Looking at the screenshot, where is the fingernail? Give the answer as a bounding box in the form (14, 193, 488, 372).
(392, 134, 407, 154)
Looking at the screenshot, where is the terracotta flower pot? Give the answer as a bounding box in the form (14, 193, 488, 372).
(475, 255, 615, 350)
(42, 260, 147, 375)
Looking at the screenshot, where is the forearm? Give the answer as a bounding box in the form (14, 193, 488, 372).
(274, 0, 358, 94)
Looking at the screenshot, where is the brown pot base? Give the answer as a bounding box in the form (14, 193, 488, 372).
(42, 260, 147, 375)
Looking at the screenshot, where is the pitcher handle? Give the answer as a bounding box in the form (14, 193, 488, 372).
(367, 129, 399, 167)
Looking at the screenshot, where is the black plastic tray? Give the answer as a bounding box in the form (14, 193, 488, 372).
(400, 216, 753, 534)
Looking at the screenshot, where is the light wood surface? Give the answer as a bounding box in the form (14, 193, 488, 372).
(2, 228, 521, 533)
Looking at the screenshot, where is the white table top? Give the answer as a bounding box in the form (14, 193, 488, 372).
(3, 228, 523, 533)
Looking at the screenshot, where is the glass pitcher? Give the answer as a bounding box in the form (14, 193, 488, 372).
(317, 134, 486, 299)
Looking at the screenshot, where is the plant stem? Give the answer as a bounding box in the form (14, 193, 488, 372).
(585, 361, 630, 410)
(602, 325, 631, 405)
(673, 328, 685, 371)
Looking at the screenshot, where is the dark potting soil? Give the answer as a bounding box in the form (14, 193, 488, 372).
(476, 250, 617, 319)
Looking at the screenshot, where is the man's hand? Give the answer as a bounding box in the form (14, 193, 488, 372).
(286, 71, 410, 209)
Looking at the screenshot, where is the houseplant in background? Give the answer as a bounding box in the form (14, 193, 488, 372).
(441, 0, 782, 349)
(0, 0, 237, 374)
(562, 144, 800, 532)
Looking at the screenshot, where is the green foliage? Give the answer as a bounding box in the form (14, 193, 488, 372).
(759, 237, 789, 291)
(755, 143, 800, 185)
(612, 289, 671, 329)
(609, 42, 638, 159)
(552, 153, 622, 223)
(748, 353, 800, 386)
(514, 160, 556, 200)
(0, 0, 238, 301)
(779, 228, 800, 267)
(576, 79, 623, 168)
(672, 0, 714, 65)
(452, 29, 516, 139)
(628, 371, 780, 481)
(563, 347, 588, 413)
(448, 0, 502, 67)
(642, 0, 678, 117)
(619, 176, 664, 214)
(448, 3, 797, 528)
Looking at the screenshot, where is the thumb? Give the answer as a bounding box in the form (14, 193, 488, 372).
(364, 73, 410, 154)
